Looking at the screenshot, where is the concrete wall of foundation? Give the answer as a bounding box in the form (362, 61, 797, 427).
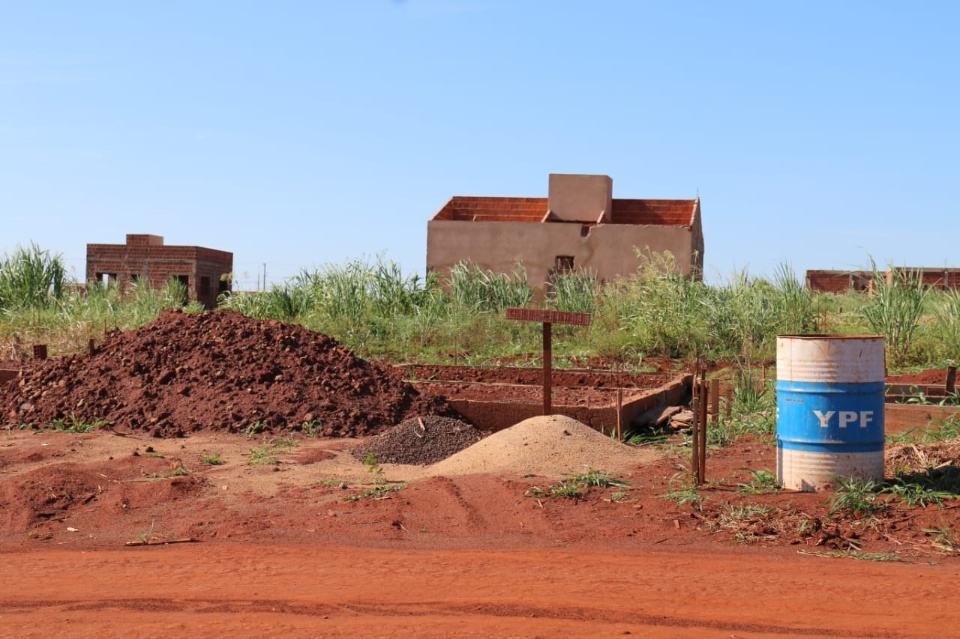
(413, 373, 692, 435)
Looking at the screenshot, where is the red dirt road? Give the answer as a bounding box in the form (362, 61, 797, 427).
(2, 544, 955, 638)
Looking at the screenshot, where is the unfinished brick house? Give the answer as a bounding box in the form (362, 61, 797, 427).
(86, 234, 232, 308)
(888, 267, 960, 290)
(427, 174, 704, 288)
(805, 270, 873, 294)
(806, 267, 960, 293)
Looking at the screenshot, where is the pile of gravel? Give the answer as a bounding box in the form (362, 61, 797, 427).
(351, 416, 483, 465)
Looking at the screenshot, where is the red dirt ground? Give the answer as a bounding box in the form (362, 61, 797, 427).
(1, 428, 959, 637)
(400, 362, 682, 406)
(2, 314, 959, 636)
(0, 309, 453, 437)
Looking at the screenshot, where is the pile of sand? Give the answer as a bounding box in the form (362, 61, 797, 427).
(424, 414, 655, 479)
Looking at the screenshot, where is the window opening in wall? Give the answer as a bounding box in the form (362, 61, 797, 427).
(97, 273, 118, 287)
(580, 224, 590, 237)
(200, 276, 211, 296)
(555, 256, 575, 273)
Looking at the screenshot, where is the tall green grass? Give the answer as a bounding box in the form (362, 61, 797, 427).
(446, 261, 532, 313)
(547, 268, 602, 314)
(0, 276, 197, 359)
(860, 259, 930, 367)
(5, 244, 960, 372)
(0, 243, 66, 310)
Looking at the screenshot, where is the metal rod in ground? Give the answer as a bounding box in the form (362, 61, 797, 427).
(616, 388, 623, 441)
(691, 393, 700, 485)
(542, 322, 552, 416)
(698, 377, 708, 483)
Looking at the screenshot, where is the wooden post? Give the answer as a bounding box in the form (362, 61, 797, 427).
(947, 366, 957, 394)
(709, 377, 720, 423)
(505, 308, 591, 418)
(691, 392, 700, 484)
(698, 377, 708, 483)
(616, 388, 623, 441)
(543, 322, 552, 415)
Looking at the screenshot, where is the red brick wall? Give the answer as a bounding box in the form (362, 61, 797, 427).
(86, 241, 233, 309)
(805, 271, 872, 293)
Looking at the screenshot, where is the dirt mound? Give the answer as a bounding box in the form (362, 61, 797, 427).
(350, 416, 483, 465)
(427, 414, 656, 478)
(886, 439, 960, 475)
(0, 309, 455, 437)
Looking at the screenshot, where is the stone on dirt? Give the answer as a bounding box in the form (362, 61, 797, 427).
(631, 405, 683, 428)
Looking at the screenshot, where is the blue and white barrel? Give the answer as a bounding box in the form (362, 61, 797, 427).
(776, 335, 885, 492)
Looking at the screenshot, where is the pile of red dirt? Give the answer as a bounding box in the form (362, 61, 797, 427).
(0, 309, 456, 437)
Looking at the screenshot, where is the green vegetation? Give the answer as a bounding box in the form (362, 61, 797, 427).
(5, 244, 960, 369)
(45, 414, 108, 433)
(244, 421, 267, 437)
(695, 371, 777, 449)
(828, 478, 887, 517)
(922, 527, 958, 553)
(860, 260, 929, 367)
(736, 469, 778, 495)
(825, 469, 960, 515)
(0, 243, 66, 311)
(344, 454, 407, 501)
(719, 503, 774, 524)
(888, 416, 960, 444)
(202, 453, 225, 466)
(300, 419, 323, 437)
(525, 468, 630, 500)
(660, 473, 707, 511)
(247, 436, 296, 466)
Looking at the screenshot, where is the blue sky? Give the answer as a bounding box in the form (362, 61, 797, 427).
(2, 1, 957, 289)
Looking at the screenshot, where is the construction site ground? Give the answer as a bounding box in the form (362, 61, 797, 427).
(1, 311, 958, 637)
(1, 426, 958, 638)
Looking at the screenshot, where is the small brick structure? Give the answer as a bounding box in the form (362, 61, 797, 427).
(86, 234, 233, 308)
(805, 270, 873, 294)
(806, 267, 960, 293)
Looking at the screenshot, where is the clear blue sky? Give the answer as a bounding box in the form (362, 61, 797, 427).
(2, 1, 957, 289)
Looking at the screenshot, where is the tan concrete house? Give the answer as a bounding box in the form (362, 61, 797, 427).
(427, 174, 704, 288)
(86, 234, 232, 308)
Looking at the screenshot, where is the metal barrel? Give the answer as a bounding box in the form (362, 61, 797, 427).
(776, 335, 885, 492)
